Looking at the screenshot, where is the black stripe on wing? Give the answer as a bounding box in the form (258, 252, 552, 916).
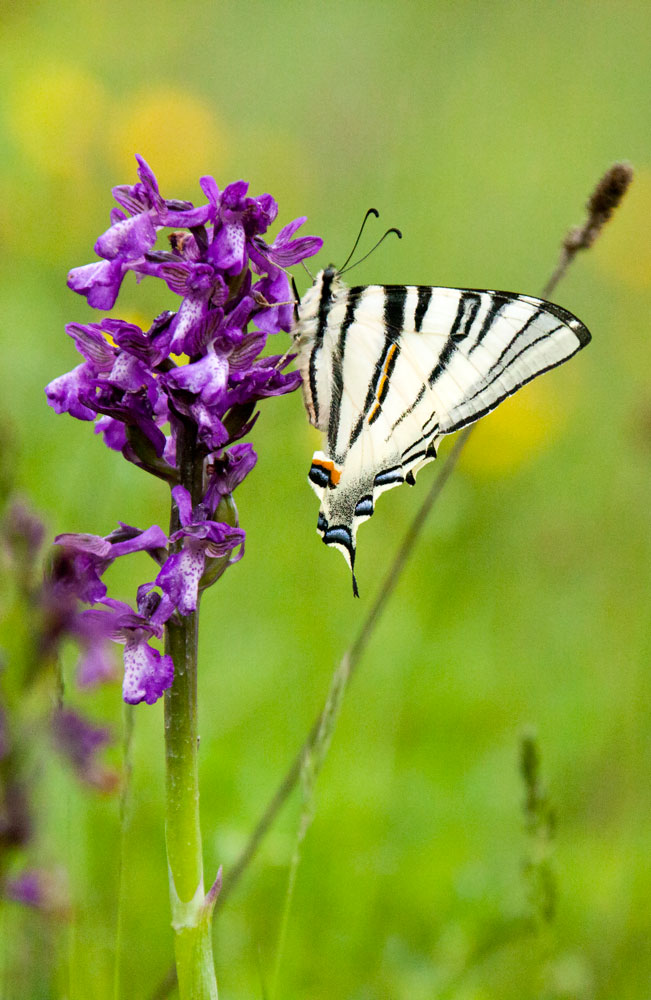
(459, 289, 592, 349)
(532, 299, 591, 348)
(392, 291, 588, 440)
(327, 286, 364, 455)
(414, 286, 433, 332)
(467, 292, 511, 353)
(373, 427, 439, 490)
(461, 324, 564, 410)
(308, 268, 335, 426)
(348, 286, 408, 450)
(368, 341, 400, 426)
(484, 305, 544, 375)
(387, 290, 481, 434)
(429, 291, 481, 381)
(401, 427, 439, 463)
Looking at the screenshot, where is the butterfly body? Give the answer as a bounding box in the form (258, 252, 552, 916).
(293, 267, 590, 592)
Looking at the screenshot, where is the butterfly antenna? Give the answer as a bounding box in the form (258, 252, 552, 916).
(339, 208, 380, 273)
(301, 260, 314, 281)
(339, 227, 402, 277)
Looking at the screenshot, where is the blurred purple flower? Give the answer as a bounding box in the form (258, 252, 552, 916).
(4, 868, 69, 914)
(51, 709, 117, 792)
(2, 503, 46, 564)
(5, 870, 46, 908)
(37, 523, 168, 692)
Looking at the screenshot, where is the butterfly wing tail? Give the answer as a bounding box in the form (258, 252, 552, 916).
(316, 508, 360, 597)
(308, 450, 366, 596)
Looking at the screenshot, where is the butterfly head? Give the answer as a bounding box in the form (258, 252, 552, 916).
(312, 265, 344, 294)
(292, 267, 348, 341)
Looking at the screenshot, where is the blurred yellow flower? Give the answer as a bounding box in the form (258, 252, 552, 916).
(592, 166, 651, 290)
(7, 64, 107, 178)
(110, 87, 226, 191)
(459, 378, 565, 478)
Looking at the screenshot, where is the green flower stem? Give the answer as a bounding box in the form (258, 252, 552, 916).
(164, 419, 218, 1000)
(164, 610, 203, 902)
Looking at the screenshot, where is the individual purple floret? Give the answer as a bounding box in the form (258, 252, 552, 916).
(81, 591, 175, 705)
(41, 542, 118, 686)
(203, 444, 257, 508)
(54, 523, 168, 604)
(46, 157, 322, 704)
(156, 485, 245, 615)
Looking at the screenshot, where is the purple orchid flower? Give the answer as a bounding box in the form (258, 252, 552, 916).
(48, 156, 321, 475)
(209, 181, 277, 275)
(47, 156, 322, 704)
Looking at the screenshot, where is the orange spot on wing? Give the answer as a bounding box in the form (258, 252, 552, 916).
(312, 458, 342, 485)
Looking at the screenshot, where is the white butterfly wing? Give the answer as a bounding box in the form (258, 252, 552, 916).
(295, 274, 590, 591)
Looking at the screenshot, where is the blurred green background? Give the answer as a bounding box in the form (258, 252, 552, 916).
(1, 1, 649, 998)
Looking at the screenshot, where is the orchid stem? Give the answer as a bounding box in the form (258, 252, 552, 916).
(163, 419, 218, 1000)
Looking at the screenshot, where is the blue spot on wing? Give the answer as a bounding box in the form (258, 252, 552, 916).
(374, 467, 403, 487)
(309, 465, 331, 488)
(323, 526, 353, 549)
(354, 496, 374, 517)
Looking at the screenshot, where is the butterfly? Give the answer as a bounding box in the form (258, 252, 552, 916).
(291, 223, 591, 596)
